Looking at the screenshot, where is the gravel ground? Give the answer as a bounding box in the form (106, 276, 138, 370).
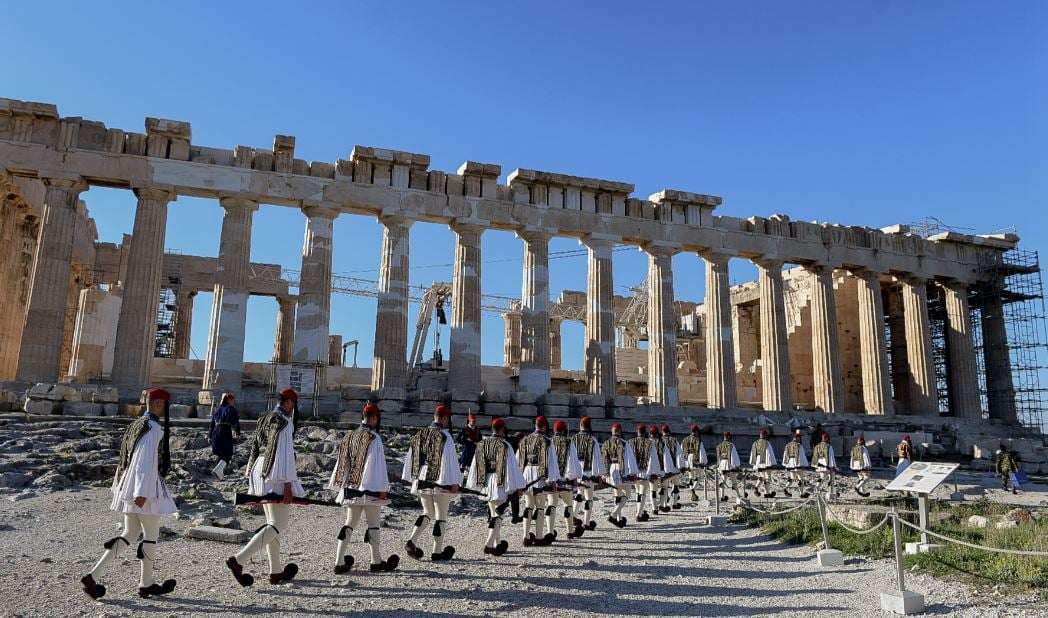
(2, 487, 1046, 617)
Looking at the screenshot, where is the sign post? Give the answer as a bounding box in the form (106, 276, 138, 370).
(885, 461, 958, 555)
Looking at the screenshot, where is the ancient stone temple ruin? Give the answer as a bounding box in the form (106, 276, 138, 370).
(1, 97, 1045, 462)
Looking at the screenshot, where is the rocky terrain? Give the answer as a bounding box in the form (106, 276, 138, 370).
(0, 417, 1045, 617)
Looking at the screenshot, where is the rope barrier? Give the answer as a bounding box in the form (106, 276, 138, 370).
(737, 492, 818, 515)
(895, 517, 1048, 557)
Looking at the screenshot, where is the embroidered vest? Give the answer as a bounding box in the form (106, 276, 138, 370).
(519, 432, 551, 478)
(115, 416, 152, 482)
(716, 440, 735, 464)
(751, 439, 771, 466)
(333, 426, 376, 487)
(474, 436, 509, 486)
(410, 426, 447, 482)
(629, 437, 652, 468)
(572, 432, 596, 468)
(248, 411, 289, 477)
(602, 436, 625, 466)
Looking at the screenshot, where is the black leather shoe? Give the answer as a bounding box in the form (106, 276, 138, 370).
(225, 556, 254, 587)
(138, 579, 176, 598)
(269, 563, 298, 585)
(405, 541, 424, 560)
(334, 555, 354, 574)
(81, 574, 106, 600)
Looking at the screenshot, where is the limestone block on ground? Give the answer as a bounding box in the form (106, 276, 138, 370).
(880, 589, 924, 615)
(168, 404, 194, 419)
(480, 390, 511, 404)
(29, 383, 78, 401)
(995, 519, 1018, 530)
(922, 443, 946, 457)
(511, 404, 537, 418)
(63, 402, 103, 416)
(482, 402, 511, 417)
(966, 515, 988, 528)
(185, 526, 251, 543)
(24, 399, 59, 415)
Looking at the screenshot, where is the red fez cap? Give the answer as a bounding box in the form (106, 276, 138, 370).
(221, 392, 236, 401)
(146, 388, 170, 401)
(822, 433, 830, 440)
(612, 423, 622, 431)
(435, 405, 451, 417)
(279, 388, 298, 402)
(648, 425, 659, 434)
(492, 418, 506, 431)
(535, 415, 548, 427)
(723, 431, 731, 438)
(363, 403, 381, 417)
(468, 411, 477, 420)
(759, 428, 768, 436)
(636, 424, 647, 433)
(580, 416, 592, 428)
(903, 434, 910, 440)
(554, 420, 568, 432)
(661, 424, 670, 432)
(690, 424, 699, 432)
(857, 435, 865, 442)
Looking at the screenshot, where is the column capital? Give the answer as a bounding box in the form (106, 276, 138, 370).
(378, 213, 413, 229)
(450, 220, 486, 238)
(133, 186, 177, 202)
(803, 261, 840, 275)
(641, 241, 679, 257)
(517, 228, 553, 243)
(40, 173, 88, 193)
(580, 234, 618, 252)
(302, 203, 339, 220)
(753, 256, 784, 270)
(219, 196, 260, 213)
(896, 273, 930, 286)
(936, 277, 971, 291)
(698, 247, 735, 264)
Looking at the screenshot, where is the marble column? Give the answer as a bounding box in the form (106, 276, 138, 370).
(887, 286, 911, 411)
(111, 188, 175, 386)
(981, 280, 1016, 422)
(502, 311, 521, 368)
(202, 198, 258, 393)
(371, 216, 411, 391)
(583, 237, 616, 398)
(518, 230, 551, 394)
(701, 250, 736, 409)
(16, 176, 86, 383)
(293, 206, 337, 362)
(809, 264, 844, 412)
(448, 223, 483, 395)
(549, 318, 563, 371)
(756, 258, 792, 412)
(173, 289, 196, 359)
(941, 280, 982, 419)
(855, 271, 893, 415)
(646, 245, 678, 406)
(273, 295, 297, 363)
(900, 276, 939, 415)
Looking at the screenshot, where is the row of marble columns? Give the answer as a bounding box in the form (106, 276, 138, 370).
(5, 177, 1014, 421)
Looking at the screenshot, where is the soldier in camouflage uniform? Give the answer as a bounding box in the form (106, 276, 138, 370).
(716, 432, 744, 502)
(466, 418, 526, 556)
(549, 420, 584, 539)
(811, 433, 838, 501)
(995, 444, 1021, 494)
(781, 429, 810, 498)
(601, 423, 638, 528)
(628, 425, 662, 521)
(748, 428, 778, 498)
(680, 424, 708, 501)
(401, 405, 463, 561)
(849, 435, 873, 497)
(82, 388, 177, 600)
(517, 416, 561, 546)
(227, 388, 305, 588)
(328, 403, 399, 574)
(571, 416, 606, 530)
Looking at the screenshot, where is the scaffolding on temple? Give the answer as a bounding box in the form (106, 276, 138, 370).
(973, 247, 1047, 431)
(154, 250, 184, 358)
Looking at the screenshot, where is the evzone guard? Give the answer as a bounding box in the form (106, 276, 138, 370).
(628, 424, 662, 521)
(549, 420, 584, 539)
(850, 435, 873, 497)
(466, 417, 527, 556)
(327, 403, 399, 574)
(571, 416, 606, 531)
(811, 433, 839, 500)
(600, 423, 638, 528)
(657, 424, 686, 511)
(226, 388, 304, 587)
(716, 431, 743, 502)
(82, 388, 177, 600)
(782, 429, 811, 498)
(517, 416, 561, 546)
(402, 404, 463, 561)
(680, 424, 708, 501)
(749, 428, 778, 498)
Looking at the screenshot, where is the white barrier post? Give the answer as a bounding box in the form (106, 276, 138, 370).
(815, 494, 844, 566)
(880, 507, 925, 614)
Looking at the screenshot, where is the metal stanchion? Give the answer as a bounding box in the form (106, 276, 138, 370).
(707, 466, 725, 526)
(880, 507, 925, 614)
(815, 494, 843, 566)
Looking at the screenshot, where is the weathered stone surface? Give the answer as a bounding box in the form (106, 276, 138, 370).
(24, 399, 59, 415)
(168, 404, 194, 419)
(62, 402, 102, 416)
(185, 525, 251, 544)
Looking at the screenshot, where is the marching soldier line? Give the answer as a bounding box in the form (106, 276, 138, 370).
(81, 389, 942, 601)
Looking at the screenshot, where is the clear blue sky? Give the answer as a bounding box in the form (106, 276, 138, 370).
(7, 1, 1046, 374)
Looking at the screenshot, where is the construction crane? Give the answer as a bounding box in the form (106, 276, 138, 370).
(408, 283, 451, 383)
